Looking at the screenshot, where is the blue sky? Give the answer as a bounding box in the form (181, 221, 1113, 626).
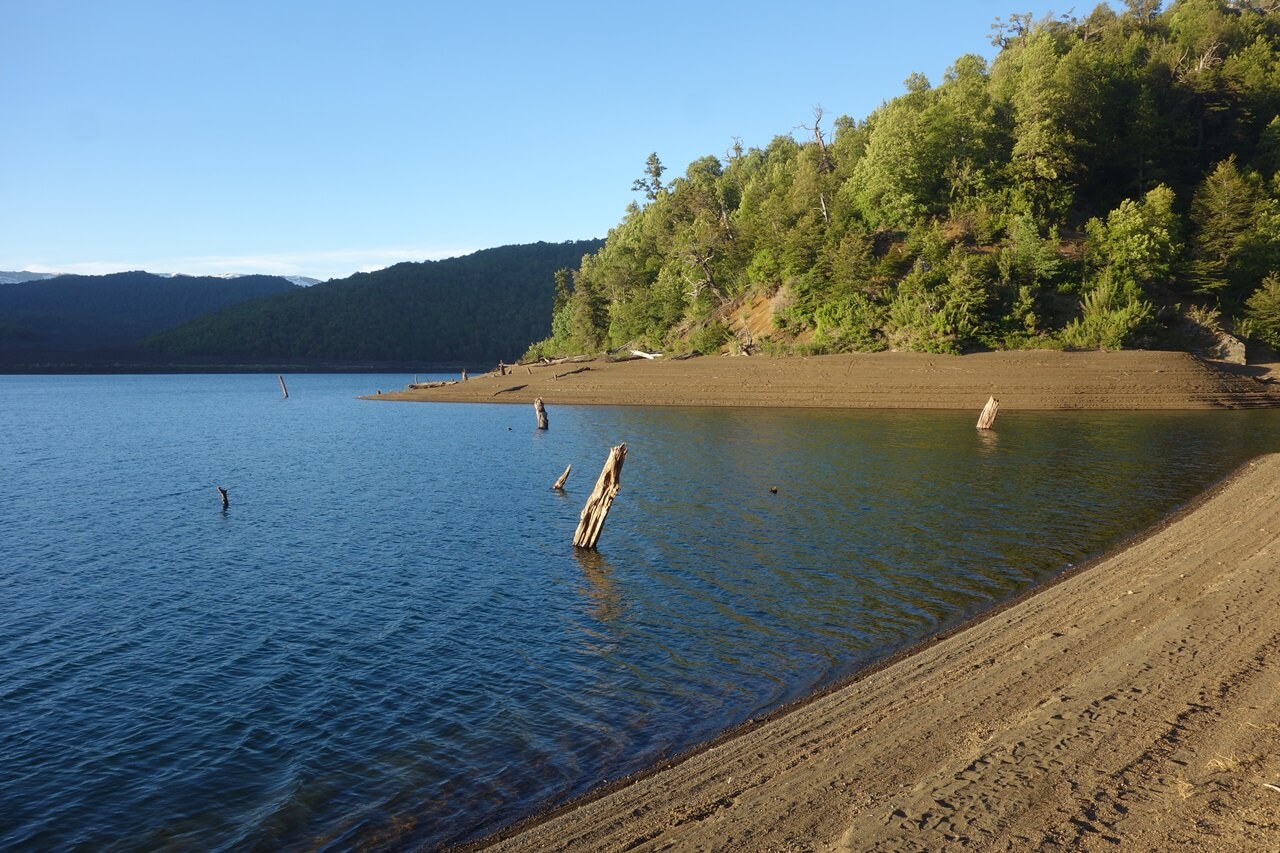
(2, 1, 1097, 281)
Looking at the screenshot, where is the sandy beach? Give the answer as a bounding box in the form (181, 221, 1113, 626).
(373, 350, 1280, 411)
(395, 350, 1280, 851)
(474, 453, 1280, 851)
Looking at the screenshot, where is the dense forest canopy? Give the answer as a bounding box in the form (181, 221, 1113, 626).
(527, 0, 1280, 360)
(0, 272, 301, 353)
(143, 241, 603, 367)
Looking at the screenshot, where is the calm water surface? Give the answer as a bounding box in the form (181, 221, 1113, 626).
(3, 374, 1278, 850)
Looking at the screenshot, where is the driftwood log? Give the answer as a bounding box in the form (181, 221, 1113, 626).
(540, 355, 592, 366)
(535, 397, 548, 429)
(977, 395, 1000, 429)
(552, 463, 572, 490)
(572, 444, 627, 549)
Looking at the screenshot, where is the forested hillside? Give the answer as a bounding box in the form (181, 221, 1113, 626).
(530, 0, 1280, 359)
(0, 272, 301, 355)
(144, 241, 603, 366)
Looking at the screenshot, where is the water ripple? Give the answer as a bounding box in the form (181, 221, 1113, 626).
(2, 377, 1278, 851)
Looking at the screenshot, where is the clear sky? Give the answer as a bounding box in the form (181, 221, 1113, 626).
(2, 1, 1099, 281)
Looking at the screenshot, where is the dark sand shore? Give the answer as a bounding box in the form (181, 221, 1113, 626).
(379, 351, 1280, 851)
(479, 454, 1280, 851)
(372, 350, 1280, 411)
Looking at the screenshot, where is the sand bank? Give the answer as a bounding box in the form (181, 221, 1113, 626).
(478, 453, 1280, 851)
(417, 350, 1280, 850)
(372, 350, 1280, 411)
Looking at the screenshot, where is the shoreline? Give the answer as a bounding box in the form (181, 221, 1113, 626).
(472, 453, 1280, 850)
(400, 350, 1280, 849)
(369, 350, 1280, 411)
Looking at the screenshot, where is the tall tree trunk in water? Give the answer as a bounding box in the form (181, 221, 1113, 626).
(573, 444, 627, 549)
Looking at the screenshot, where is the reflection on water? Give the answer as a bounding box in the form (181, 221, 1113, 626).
(2, 374, 1279, 851)
(574, 549, 622, 624)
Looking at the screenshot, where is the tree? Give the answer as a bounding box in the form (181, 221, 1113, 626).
(990, 13, 1033, 48)
(1006, 32, 1078, 221)
(567, 258, 611, 351)
(1189, 156, 1260, 294)
(1084, 185, 1182, 295)
(552, 268, 572, 314)
(850, 97, 933, 228)
(997, 214, 1062, 289)
(632, 152, 667, 201)
(1061, 271, 1155, 348)
(1243, 273, 1280, 345)
(1124, 0, 1162, 23)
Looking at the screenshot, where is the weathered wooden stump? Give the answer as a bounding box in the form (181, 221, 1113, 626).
(552, 463, 572, 490)
(535, 397, 548, 430)
(977, 395, 1000, 430)
(573, 444, 627, 549)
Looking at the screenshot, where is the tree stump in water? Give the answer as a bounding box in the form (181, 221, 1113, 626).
(534, 397, 548, 430)
(977, 395, 1000, 429)
(573, 444, 627, 549)
(552, 463, 572, 490)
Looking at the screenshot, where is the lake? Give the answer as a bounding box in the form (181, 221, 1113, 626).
(3, 373, 1277, 851)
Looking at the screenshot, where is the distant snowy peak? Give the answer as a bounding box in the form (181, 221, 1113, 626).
(285, 276, 320, 287)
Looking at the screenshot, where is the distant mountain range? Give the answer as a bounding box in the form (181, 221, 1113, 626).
(0, 271, 57, 285)
(144, 240, 603, 368)
(0, 271, 304, 356)
(0, 270, 320, 287)
(0, 240, 602, 371)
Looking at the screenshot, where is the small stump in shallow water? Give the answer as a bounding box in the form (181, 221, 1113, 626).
(977, 396, 999, 430)
(552, 464, 572, 491)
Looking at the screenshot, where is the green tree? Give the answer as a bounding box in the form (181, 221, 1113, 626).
(1124, 0, 1162, 24)
(1189, 157, 1261, 294)
(997, 213, 1062, 289)
(632, 152, 667, 201)
(850, 95, 932, 228)
(937, 54, 1005, 218)
(552, 268, 572, 314)
(1084, 184, 1182, 294)
(1243, 273, 1280, 345)
(1006, 32, 1077, 221)
(1061, 271, 1155, 348)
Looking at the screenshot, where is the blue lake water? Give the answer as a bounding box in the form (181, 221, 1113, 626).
(3, 373, 1278, 850)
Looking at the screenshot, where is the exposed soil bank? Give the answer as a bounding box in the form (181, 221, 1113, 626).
(481, 453, 1280, 851)
(372, 350, 1280, 411)
(398, 350, 1280, 850)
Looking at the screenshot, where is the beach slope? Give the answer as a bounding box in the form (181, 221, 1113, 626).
(484, 454, 1280, 851)
(376, 350, 1280, 410)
